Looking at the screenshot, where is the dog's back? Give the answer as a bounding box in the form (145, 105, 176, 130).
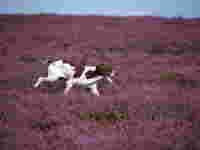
(48, 59, 75, 78)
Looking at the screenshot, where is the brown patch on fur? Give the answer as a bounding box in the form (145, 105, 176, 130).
(83, 64, 113, 79)
(74, 65, 108, 79)
(85, 70, 100, 79)
(71, 59, 87, 78)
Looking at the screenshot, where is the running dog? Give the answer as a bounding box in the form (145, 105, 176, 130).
(34, 59, 116, 96)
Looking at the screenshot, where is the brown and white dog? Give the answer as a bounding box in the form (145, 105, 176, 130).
(64, 63, 116, 96)
(34, 59, 116, 96)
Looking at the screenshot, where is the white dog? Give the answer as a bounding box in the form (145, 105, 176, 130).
(33, 59, 76, 88)
(34, 59, 115, 96)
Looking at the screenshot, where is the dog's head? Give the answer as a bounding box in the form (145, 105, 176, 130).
(95, 64, 116, 83)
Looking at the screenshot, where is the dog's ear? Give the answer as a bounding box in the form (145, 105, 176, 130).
(85, 70, 98, 79)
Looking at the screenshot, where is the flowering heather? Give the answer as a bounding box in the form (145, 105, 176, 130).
(0, 14, 200, 150)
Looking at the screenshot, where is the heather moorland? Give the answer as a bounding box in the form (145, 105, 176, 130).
(0, 14, 200, 150)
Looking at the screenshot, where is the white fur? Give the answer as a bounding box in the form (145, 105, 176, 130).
(34, 60, 115, 96)
(33, 59, 76, 88)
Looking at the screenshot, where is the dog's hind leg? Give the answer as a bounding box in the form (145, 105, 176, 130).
(64, 79, 74, 95)
(33, 76, 59, 88)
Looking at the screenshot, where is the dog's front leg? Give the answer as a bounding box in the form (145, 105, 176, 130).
(88, 83, 100, 96)
(34, 77, 43, 88)
(64, 79, 74, 95)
